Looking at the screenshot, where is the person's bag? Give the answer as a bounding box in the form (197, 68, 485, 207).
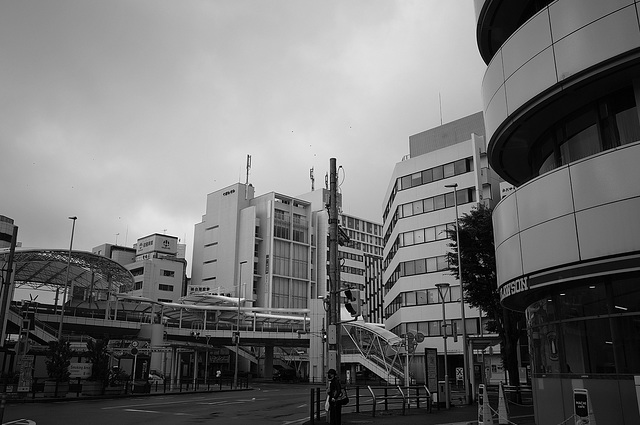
(325, 395, 330, 411)
(338, 389, 349, 406)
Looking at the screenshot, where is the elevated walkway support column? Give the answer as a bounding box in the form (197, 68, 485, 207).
(139, 323, 164, 374)
(263, 346, 274, 379)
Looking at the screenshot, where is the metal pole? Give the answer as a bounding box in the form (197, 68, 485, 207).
(57, 216, 77, 341)
(436, 283, 450, 409)
(445, 183, 471, 404)
(234, 260, 247, 390)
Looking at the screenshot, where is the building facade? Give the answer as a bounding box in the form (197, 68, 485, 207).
(93, 233, 187, 303)
(381, 112, 502, 385)
(296, 188, 384, 323)
(191, 183, 313, 309)
(476, 1, 640, 423)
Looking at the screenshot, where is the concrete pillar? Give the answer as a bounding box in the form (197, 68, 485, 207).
(139, 323, 165, 373)
(263, 346, 274, 379)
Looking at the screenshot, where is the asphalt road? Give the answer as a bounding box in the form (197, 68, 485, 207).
(1, 383, 318, 425)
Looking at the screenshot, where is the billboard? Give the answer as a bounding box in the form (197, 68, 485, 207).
(136, 234, 178, 256)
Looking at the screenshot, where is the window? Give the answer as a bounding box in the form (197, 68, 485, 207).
(162, 270, 175, 277)
(159, 284, 174, 291)
(131, 267, 144, 277)
(532, 86, 640, 178)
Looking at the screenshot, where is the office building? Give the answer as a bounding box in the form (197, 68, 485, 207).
(296, 188, 384, 323)
(93, 233, 187, 303)
(477, 1, 640, 423)
(381, 112, 502, 384)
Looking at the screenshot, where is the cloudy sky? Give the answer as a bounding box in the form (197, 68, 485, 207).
(1, 0, 486, 272)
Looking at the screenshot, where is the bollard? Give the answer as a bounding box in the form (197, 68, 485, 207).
(309, 388, 315, 425)
(0, 393, 6, 424)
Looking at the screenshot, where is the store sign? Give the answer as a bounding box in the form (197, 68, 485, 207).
(69, 362, 93, 379)
(499, 276, 529, 301)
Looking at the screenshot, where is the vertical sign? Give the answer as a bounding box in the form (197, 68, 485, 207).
(17, 355, 34, 392)
(424, 348, 437, 393)
(574, 388, 595, 424)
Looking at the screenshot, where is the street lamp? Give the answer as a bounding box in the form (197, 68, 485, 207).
(57, 216, 77, 341)
(445, 183, 471, 404)
(436, 283, 451, 409)
(234, 260, 247, 390)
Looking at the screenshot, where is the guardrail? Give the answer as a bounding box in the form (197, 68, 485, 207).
(308, 384, 432, 423)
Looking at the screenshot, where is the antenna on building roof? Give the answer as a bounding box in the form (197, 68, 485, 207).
(439, 92, 443, 125)
(310, 167, 315, 191)
(245, 154, 252, 200)
(325, 172, 329, 190)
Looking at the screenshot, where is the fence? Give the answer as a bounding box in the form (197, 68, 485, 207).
(308, 384, 432, 424)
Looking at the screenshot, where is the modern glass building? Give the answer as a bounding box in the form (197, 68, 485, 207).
(476, 1, 640, 423)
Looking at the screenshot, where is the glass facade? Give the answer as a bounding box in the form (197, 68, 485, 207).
(527, 273, 640, 377)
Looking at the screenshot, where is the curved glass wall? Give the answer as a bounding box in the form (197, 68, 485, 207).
(527, 273, 640, 377)
(531, 86, 640, 178)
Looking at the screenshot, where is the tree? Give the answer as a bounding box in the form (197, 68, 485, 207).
(86, 337, 110, 387)
(46, 340, 72, 383)
(445, 203, 525, 387)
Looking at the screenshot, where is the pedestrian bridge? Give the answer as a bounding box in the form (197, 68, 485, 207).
(1, 247, 407, 383)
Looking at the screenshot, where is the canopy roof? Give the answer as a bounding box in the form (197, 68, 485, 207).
(0, 248, 134, 293)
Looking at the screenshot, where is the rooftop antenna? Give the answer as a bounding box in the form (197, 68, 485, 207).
(115, 233, 119, 245)
(325, 172, 329, 190)
(310, 167, 315, 191)
(439, 92, 443, 125)
(245, 154, 252, 200)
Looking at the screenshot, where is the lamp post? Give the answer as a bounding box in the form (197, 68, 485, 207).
(57, 216, 77, 341)
(436, 283, 451, 409)
(445, 183, 470, 404)
(234, 260, 247, 390)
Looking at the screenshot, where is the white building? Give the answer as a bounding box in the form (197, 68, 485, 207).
(477, 1, 640, 423)
(381, 112, 502, 384)
(93, 233, 187, 303)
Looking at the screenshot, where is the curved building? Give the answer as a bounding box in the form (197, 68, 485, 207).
(476, 1, 640, 423)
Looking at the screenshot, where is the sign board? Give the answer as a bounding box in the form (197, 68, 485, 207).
(424, 348, 438, 393)
(69, 362, 93, 379)
(573, 388, 595, 425)
(136, 234, 178, 256)
(456, 367, 464, 383)
(17, 355, 34, 392)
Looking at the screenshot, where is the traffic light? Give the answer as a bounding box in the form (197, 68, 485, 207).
(344, 289, 361, 317)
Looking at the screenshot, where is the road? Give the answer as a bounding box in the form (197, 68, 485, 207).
(1, 383, 321, 425)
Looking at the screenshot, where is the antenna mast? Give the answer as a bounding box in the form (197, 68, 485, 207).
(245, 154, 252, 200)
(310, 167, 315, 191)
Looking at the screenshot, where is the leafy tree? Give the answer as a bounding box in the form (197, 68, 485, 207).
(86, 337, 110, 387)
(445, 203, 525, 387)
(46, 340, 72, 383)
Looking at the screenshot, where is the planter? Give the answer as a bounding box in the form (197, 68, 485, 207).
(81, 381, 104, 396)
(104, 385, 124, 396)
(43, 380, 69, 398)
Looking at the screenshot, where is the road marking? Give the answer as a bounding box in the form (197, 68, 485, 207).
(103, 395, 237, 410)
(296, 404, 307, 409)
(3, 420, 36, 425)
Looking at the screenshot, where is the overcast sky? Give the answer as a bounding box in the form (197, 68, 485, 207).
(1, 0, 486, 272)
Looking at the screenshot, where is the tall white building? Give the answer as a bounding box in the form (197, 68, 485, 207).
(296, 188, 384, 323)
(381, 112, 502, 384)
(191, 183, 313, 309)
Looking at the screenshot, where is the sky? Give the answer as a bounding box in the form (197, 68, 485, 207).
(1, 0, 487, 275)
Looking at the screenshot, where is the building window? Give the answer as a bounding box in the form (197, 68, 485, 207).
(159, 284, 174, 292)
(532, 86, 640, 178)
(130, 267, 144, 277)
(162, 270, 175, 277)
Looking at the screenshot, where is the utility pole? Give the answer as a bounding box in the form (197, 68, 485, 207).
(327, 158, 340, 373)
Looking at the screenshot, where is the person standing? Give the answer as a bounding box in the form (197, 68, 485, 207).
(327, 369, 342, 425)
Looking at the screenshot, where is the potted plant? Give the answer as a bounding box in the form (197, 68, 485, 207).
(106, 368, 129, 395)
(82, 337, 110, 396)
(44, 340, 72, 397)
